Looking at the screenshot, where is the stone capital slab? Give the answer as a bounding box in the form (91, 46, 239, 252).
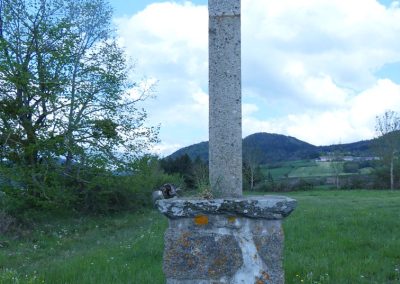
(157, 196, 297, 220)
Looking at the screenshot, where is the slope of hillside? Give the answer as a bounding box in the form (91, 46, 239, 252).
(243, 133, 319, 163)
(319, 140, 373, 155)
(167, 132, 375, 162)
(168, 141, 209, 161)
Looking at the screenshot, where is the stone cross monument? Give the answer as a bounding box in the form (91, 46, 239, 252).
(156, 1, 297, 283)
(209, 0, 242, 198)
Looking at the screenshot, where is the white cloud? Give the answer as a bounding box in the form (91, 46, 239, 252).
(114, 2, 209, 155)
(244, 79, 400, 145)
(115, 0, 400, 155)
(151, 142, 183, 157)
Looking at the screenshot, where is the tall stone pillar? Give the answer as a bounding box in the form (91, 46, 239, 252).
(156, 1, 297, 283)
(209, 0, 242, 198)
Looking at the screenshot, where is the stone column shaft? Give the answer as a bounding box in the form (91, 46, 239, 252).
(209, 0, 242, 197)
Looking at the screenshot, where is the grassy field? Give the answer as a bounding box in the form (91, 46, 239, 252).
(260, 160, 373, 180)
(288, 162, 340, 178)
(283, 190, 400, 283)
(0, 211, 167, 283)
(1, 190, 400, 283)
(261, 160, 347, 179)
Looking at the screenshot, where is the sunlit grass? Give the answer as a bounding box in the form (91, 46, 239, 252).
(1, 190, 400, 283)
(282, 190, 400, 283)
(0, 211, 167, 284)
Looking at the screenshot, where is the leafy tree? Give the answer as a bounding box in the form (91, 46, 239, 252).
(243, 146, 264, 191)
(0, 0, 158, 169)
(329, 149, 343, 189)
(374, 111, 400, 190)
(343, 161, 359, 173)
(160, 154, 195, 188)
(0, 0, 158, 211)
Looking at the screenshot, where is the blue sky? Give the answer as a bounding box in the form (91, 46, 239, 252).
(109, 0, 400, 155)
(110, 1, 395, 15)
(111, 0, 207, 16)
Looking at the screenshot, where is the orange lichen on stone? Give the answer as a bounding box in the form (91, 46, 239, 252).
(262, 271, 270, 280)
(255, 271, 271, 284)
(227, 216, 236, 223)
(194, 215, 209, 225)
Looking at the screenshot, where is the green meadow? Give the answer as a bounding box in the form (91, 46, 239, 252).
(261, 160, 339, 179)
(1, 190, 400, 283)
(283, 190, 400, 284)
(260, 160, 375, 181)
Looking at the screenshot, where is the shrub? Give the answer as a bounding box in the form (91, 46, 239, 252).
(71, 156, 183, 214)
(0, 211, 15, 234)
(343, 162, 360, 173)
(0, 156, 183, 217)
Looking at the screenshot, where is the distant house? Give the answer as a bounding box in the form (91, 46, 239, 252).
(363, 156, 380, 161)
(316, 155, 379, 162)
(343, 156, 354, 161)
(316, 156, 333, 162)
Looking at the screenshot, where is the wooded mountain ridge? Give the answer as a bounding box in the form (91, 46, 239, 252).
(167, 132, 374, 163)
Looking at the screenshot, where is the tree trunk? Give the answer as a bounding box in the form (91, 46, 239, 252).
(390, 155, 394, 190)
(64, 61, 79, 177)
(336, 175, 340, 190)
(65, 150, 73, 176)
(250, 169, 254, 191)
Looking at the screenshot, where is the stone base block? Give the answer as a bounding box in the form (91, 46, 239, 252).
(157, 196, 296, 284)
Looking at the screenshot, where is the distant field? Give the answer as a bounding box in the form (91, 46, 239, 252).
(288, 161, 342, 178)
(1, 190, 400, 283)
(261, 160, 367, 180)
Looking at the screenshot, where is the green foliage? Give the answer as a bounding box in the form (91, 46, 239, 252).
(0, 210, 15, 234)
(0, 156, 182, 217)
(0, 163, 77, 217)
(374, 111, 400, 190)
(371, 162, 400, 189)
(0, 0, 161, 216)
(243, 163, 264, 191)
(0, 0, 158, 161)
(160, 154, 208, 191)
(343, 161, 360, 173)
(92, 119, 118, 139)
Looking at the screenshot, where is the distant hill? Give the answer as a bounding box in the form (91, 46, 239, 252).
(319, 139, 374, 155)
(167, 132, 375, 163)
(242, 133, 319, 163)
(169, 141, 209, 162)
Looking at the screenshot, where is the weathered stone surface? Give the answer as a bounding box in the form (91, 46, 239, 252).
(163, 231, 243, 279)
(160, 211, 291, 284)
(156, 196, 297, 220)
(209, 0, 240, 16)
(253, 222, 284, 284)
(209, 0, 242, 198)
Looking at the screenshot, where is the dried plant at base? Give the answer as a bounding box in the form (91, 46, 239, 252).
(199, 187, 214, 200)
